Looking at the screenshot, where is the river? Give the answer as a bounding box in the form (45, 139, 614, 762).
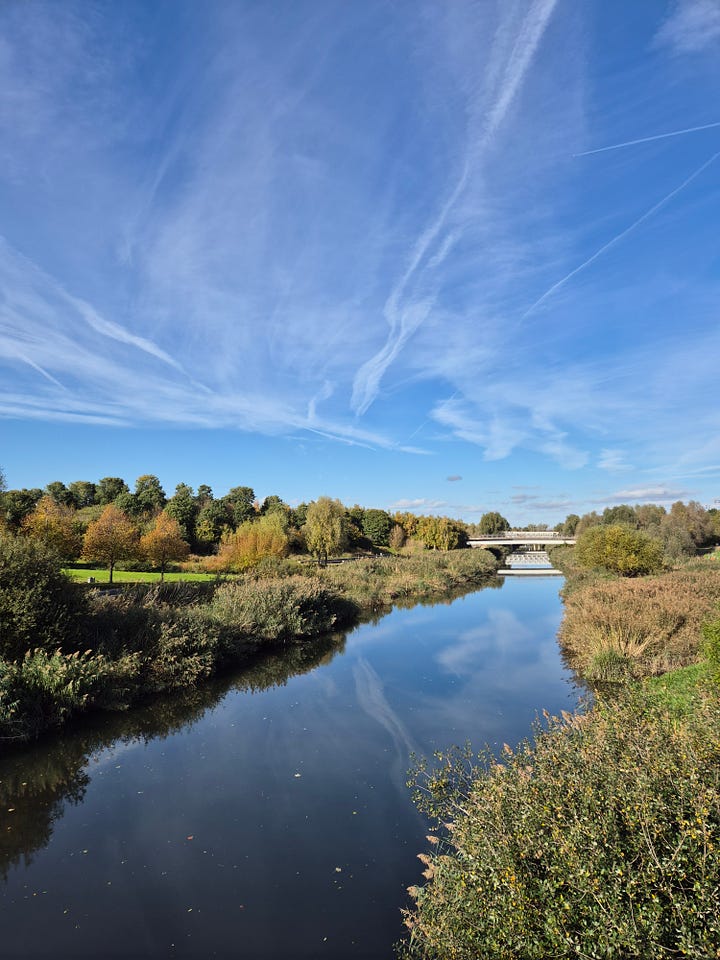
(0, 575, 579, 959)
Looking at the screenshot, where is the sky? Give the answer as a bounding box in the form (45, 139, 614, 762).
(1, 0, 719, 525)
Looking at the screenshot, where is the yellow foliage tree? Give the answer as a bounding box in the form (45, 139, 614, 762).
(211, 513, 289, 572)
(82, 505, 138, 583)
(140, 511, 190, 580)
(21, 495, 82, 560)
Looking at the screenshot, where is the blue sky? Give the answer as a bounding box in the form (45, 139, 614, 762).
(1, 0, 719, 524)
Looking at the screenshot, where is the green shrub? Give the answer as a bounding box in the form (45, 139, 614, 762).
(575, 524, 664, 577)
(0, 533, 87, 660)
(0, 648, 135, 740)
(144, 608, 222, 690)
(209, 576, 356, 641)
(401, 690, 720, 959)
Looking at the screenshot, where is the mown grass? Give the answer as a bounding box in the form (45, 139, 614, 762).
(62, 567, 222, 583)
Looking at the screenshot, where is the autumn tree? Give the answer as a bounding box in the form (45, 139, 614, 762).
(388, 524, 406, 552)
(211, 513, 288, 572)
(21, 495, 82, 560)
(82, 505, 138, 583)
(304, 497, 348, 566)
(140, 512, 190, 580)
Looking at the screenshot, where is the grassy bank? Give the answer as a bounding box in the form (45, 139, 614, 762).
(0, 537, 499, 742)
(399, 546, 720, 958)
(400, 685, 720, 959)
(62, 567, 222, 583)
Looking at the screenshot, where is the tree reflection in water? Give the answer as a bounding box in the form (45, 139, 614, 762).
(0, 633, 345, 881)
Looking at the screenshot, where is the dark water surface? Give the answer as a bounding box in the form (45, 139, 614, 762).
(0, 576, 579, 959)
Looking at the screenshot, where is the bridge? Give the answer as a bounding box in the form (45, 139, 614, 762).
(468, 531, 576, 549)
(468, 531, 573, 576)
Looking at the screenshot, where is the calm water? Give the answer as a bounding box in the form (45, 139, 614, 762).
(0, 576, 579, 959)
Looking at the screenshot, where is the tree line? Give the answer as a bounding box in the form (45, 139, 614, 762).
(0, 471, 486, 581)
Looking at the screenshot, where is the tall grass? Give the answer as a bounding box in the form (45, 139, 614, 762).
(559, 569, 720, 681)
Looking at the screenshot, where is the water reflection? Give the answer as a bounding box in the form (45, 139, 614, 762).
(0, 634, 345, 881)
(0, 576, 577, 959)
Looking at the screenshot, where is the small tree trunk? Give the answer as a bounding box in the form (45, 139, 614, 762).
(109, 561, 114, 584)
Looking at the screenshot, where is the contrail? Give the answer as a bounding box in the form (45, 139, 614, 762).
(351, 0, 560, 416)
(522, 150, 720, 319)
(575, 120, 720, 157)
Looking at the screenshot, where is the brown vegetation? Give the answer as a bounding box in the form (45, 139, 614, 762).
(559, 565, 720, 681)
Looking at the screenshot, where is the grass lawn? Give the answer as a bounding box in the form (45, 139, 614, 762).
(63, 567, 222, 584)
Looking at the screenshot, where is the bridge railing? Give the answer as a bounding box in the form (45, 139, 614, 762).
(474, 530, 568, 539)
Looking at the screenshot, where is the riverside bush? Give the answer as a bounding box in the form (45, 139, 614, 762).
(0, 534, 87, 660)
(209, 576, 356, 641)
(0, 649, 139, 740)
(400, 689, 720, 959)
(575, 523, 664, 577)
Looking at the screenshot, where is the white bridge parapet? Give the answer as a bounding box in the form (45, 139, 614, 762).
(468, 531, 575, 548)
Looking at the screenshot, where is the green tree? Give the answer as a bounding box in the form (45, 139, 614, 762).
(561, 513, 580, 536)
(575, 523, 664, 577)
(96, 476, 129, 505)
(223, 486, 256, 526)
(67, 480, 97, 508)
(140, 512, 190, 581)
(45, 481, 74, 506)
(2, 488, 43, 531)
(304, 497, 348, 566)
(196, 484, 213, 505)
(82, 505, 138, 583)
(133, 475, 166, 516)
(165, 483, 198, 543)
(260, 494, 288, 517)
(362, 509, 393, 547)
(195, 500, 232, 549)
(669, 500, 714, 548)
(602, 504, 637, 526)
(478, 511, 510, 535)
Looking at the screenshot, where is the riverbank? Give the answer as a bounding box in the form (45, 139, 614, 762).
(399, 547, 720, 958)
(0, 538, 500, 742)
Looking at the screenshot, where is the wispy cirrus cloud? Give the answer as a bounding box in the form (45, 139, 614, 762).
(654, 0, 720, 54)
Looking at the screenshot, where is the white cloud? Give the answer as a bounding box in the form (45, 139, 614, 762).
(604, 486, 688, 503)
(598, 449, 633, 472)
(389, 498, 448, 510)
(655, 0, 720, 54)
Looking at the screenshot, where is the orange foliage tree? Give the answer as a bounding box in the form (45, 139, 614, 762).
(140, 511, 190, 580)
(82, 505, 138, 583)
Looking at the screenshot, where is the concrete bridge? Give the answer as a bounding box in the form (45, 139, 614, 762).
(468, 531, 576, 549)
